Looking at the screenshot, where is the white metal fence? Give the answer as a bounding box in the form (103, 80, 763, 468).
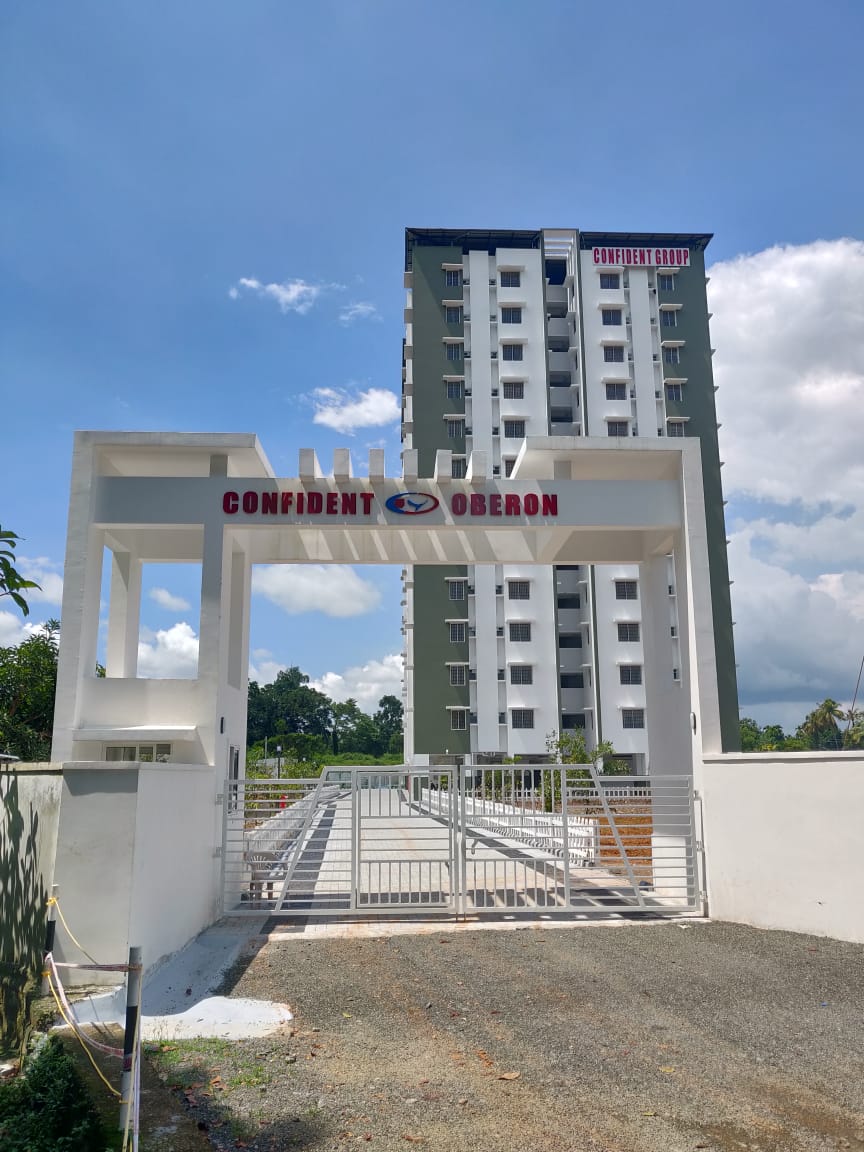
(222, 765, 698, 919)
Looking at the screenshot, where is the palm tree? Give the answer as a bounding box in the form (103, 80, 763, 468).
(798, 698, 844, 750)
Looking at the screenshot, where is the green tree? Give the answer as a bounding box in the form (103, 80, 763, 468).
(374, 694, 404, 756)
(0, 527, 40, 617)
(246, 666, 333, 747)
(842, 708, 864, 750)
(546, 729, 627, 774)
(739, 716, 763, 752)
(0, 621, 59, 760)
(797, 698, 844, 751)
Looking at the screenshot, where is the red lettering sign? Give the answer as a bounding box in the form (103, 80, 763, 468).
(223, 491, 239, 514)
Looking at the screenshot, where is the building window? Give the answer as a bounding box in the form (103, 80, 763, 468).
(449, 622, 467, 643)
(450, 709, 467, 731)
(658, 273, 675, 292)
(509, 622, 531, 642)
(560, 672, 584, 688)
(449, 664, 467, 687)
(617, 622, 641, 642)
(607, 420, 629, 437)
(511, 709, 535, 729)
(503, 420, 526, 438)
(445, 380, 464, 401)
(106, 743, 171, 763)
(502, 380, 524, 400)
(599, 273, 620, 290)
(603, 346, 625, 363)
(446, 342, 463, 362)
(561, 714, 586, 730)
(502, 343, 524, 361)
(665, 382, 683, 403)
(663, 346, 680, 365)
(602, 309, 623, 326)
(508, 580, 530, 600)
(446, 419, 465, 439)
(504, 458, 516, 477)
(619, 665, 643, 685)
(500, 270, 521, 288)
(445, 305, 463, 325)
(451, 456, 467, 479)
(510, 664, 533, 685)
(559, 632, 582, 648)
(615, 580, 638, 600)
(660, 309, 677, 328)
(622, 708, 645, 729)
(557, 594, 580, 609)
(605, 381, 627, 401)
(667, 420, 685, 437)
(448, 580, 467, 601)
(501, 307, 522, 324)
(445, 269, 462, 288)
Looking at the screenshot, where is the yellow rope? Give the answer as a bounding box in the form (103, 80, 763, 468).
(47, 896, 101, 966)
(46, 967, 121, 1099)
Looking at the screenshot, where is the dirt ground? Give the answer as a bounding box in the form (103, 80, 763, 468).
(104, 918, 864, 1152)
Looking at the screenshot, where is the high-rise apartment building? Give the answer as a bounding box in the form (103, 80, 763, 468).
(401, 228, 738, 769)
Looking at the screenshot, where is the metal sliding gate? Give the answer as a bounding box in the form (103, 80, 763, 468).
(222, 765, 699, 920)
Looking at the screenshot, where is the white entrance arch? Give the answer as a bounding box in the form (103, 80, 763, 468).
(52, 431, 721, 779)
(47, 431, 719, 961)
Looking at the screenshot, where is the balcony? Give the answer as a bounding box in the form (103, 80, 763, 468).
(546, 284, 568, 308)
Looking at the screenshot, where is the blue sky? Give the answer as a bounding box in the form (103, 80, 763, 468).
(2, 1, 863, 729)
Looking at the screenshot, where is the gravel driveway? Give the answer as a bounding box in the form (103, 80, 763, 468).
(149, 920, 864, 1152)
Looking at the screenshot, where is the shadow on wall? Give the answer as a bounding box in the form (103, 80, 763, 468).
(0, 770, 50, 1057)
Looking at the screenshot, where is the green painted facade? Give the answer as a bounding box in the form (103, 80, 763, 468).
(411, 566, 470, 755)
(407, 240, 469, 755)
(409, 243, 466, 474)
(658, 253, 741, 751)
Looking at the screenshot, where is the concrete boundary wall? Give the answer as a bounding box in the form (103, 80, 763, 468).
(52, 762, 222, 985)
(701, 752, 864, 944)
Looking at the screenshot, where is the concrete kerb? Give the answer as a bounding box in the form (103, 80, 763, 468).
(67, 917, 292, 1040)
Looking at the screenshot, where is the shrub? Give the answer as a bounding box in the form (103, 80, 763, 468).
(0, 1036, 107, 1152)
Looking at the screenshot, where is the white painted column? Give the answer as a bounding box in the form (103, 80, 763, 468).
(473, 565, 500, 753)
(640, 552, 690, 775)
(641, 548, 695, 904)
(52, 436, 106, 762)
(105, 550, 141, 678)
(197, 523, 230, 767)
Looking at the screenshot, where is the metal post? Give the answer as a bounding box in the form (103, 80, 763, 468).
(119, 945, 143, 1134)
(559, 767, 571, 907)
(41, 884, 59, 995)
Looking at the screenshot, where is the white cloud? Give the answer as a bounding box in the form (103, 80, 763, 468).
(137, 622, 199, 678)
(230, 276, 322, 315)
(17, 557, 63, 605)
(708, 239, 864, 723)
(0, 611, 51, 648)
(248, 648, 287, 685)
(310, 653, 403, 711)
(339, 301, 380, 325)
(728, 528, 864, 708)
(252, 565, 381, 617)
(311, 386, 399, 434)
(149, 587, 191, 612)
(710, 238, 864, 507)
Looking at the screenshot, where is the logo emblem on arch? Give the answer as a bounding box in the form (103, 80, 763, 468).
(385, 492, 440, 515)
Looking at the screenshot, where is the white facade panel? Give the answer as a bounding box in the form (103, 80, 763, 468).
(473, 564, 502, 753)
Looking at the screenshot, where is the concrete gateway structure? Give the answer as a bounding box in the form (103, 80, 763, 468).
(44, 429, 724, 959)
(52, 431, 722, 776)
(402, 228, 738, 769)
